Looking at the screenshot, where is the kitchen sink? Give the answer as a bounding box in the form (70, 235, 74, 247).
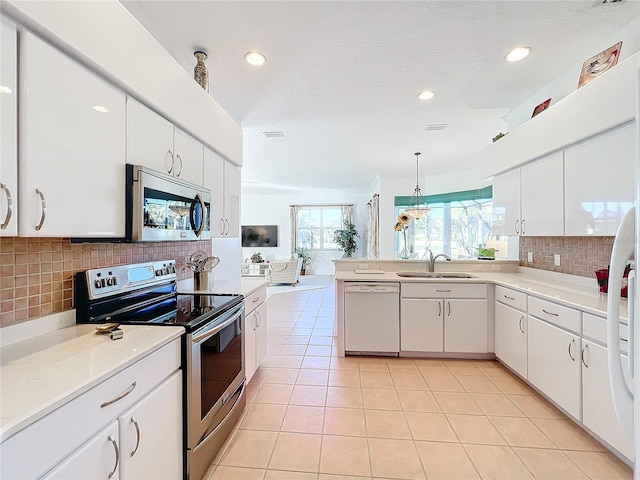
(395, 272, 477, 278)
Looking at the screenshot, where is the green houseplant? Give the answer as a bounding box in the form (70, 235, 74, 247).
(295, 247, 312, 275)
(333, 221, 360, 258)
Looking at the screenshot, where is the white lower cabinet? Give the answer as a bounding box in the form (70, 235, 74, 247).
(581, 340, 634, 460)
(527, 316, 581, 420)
(244, 284, 268, 381)
(400, 284, 487, 354)
(494, 302, 527, 378)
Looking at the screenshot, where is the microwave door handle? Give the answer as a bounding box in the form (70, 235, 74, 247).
(189, 193, 205, 238)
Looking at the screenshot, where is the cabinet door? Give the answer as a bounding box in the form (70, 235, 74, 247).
(19, 31, 126, 237)
(126, 97, 174, 175)
(494, 302, 527, 378)
(173, 127, 204, 185)
(255, 302, 268, 370)
(527, 317, 581, 419)
(44, 422, 119, 479)
(521, 151, 564, 236)
(244, 311, 258, 382)
(1, 16, 17, 236)
(203, 147, 225, 238)
(444, 299, 488, 353)
(400, 298, 443, 352)
(118, 371, 182, 479)
(582, 340, 634, 461)
(564, 124, 635, 236)
(224, 162, 241, 238)
(491, 169, 520, 236)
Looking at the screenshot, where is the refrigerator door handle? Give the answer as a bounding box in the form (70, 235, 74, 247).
(606, 206, 634, 441)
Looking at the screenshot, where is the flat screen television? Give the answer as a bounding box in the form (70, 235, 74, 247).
(241, 225, 278, 247)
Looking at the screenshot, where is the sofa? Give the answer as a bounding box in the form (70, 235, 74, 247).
(265, 258, 303, 286)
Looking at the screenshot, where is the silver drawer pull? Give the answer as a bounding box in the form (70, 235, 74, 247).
(503, 295, 515, 301)
(100, 381, 136, 408)
(1, 183, 13, 230)
(252, 297, 260, 303)
(581, 344, 589, 368)
(436, 289, 451, 293)
(35, 188, 47, 231)
(107, 434, 120, 479)
(542, 309, 559, 317)
(130, 416, 141, 457)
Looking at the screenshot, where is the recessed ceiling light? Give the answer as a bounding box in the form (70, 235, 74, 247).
(92, 105, 109, 113)
(418, 90, 435, 100)
(506, 46, 531, 62)
(245, 51, 266, 66)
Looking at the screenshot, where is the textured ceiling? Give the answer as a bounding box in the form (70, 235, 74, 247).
(122, 0, 639, 193)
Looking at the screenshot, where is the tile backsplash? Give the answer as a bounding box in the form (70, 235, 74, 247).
(0, 237, 211, 327)
(519, 236, 615, 278)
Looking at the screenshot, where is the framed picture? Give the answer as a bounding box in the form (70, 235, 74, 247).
(578, 42, 622, 88)
(531, 98, 551, 118)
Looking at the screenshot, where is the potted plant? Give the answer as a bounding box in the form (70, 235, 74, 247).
(333, 221, 360, 258)
(296, 247, 312, 275)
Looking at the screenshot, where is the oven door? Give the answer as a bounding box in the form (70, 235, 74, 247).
(188, 303, 245, 449)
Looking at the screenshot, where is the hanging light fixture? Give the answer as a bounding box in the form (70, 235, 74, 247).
(405, 152, 429, 219)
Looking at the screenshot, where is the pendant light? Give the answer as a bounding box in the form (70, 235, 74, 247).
(405, 152, 429, 219)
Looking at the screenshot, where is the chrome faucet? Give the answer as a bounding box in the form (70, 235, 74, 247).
(427, 249, 451, 272)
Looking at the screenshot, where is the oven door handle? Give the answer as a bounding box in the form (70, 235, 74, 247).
(192, 305, 244, 345)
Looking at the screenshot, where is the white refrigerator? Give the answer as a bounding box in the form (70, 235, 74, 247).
(607, 70, 639, 478)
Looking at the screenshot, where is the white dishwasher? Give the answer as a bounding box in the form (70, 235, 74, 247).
(344, 283, 400, 355)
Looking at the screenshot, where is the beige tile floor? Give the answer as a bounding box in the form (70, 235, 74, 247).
(205, 282, 633, 480)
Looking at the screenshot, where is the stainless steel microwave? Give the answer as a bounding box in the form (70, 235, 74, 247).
(126, 164, 211, 242)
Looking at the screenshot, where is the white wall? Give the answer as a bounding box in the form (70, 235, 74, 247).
(241, 189, 369, 274)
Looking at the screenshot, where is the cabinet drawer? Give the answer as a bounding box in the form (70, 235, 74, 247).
(245, 285, 266, 315)
(528, 296, 581, 334)
(1, 339, 180, 480)
(495, 285, 527, 311)
(582, 312, 629, 353)
(401, 283, 486, 299)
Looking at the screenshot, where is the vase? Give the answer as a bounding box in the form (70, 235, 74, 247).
(194, 51, 209, 92)
(400, 230, 409, 260)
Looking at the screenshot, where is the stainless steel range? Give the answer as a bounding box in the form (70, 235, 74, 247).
(75, 260, 245, 480)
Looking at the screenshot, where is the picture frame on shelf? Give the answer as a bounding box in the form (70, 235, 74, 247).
(577, 42, 622, 88)
(531, 98, 551, 118)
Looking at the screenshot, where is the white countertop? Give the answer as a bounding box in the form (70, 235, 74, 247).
(0, 324, 183, 442)
(335, 270, 627, 321)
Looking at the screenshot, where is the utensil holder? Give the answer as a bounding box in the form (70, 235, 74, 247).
(194, 271, 210, 291)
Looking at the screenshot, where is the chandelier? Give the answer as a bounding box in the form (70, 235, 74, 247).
(405, 152, 429, 219)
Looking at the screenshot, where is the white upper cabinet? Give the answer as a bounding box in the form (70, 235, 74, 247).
(1, 16, 17, 237)
(126, 97, 204, 185)
(491, 169, 521, 236)
(564, 123, 635, 236)
(204, 147, 240, 238)
(520, 151, 564, 236)
(19, 31, 126, 237)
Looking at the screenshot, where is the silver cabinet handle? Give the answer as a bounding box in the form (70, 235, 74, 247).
(107, 434, 120, 479)
(165, 149, 175, 174)
(436, 289, 451, 293)
(218, 218, 225, 235)
(519, 316, 525, 334)
(35, 188, 46, 231)
(174, 153, 183, 177)
(542, 309, 559, 317)
(514, 219, 519, 234)
(503, 295, 515, 301)
(581, 344, 589, 368)
(250, 313, 257, 330)
(224, 218, 230, 235)
(100, 382, 136, 408)
(521, 219, 526, 235)
(1, 183, 13, 230)
(447, 301, 451, 317)
(256, 311, 262, 328)
(252, 297, 260, 303)
(568, 339, 576, 362)
(130, 416, 141, 457)
(438, 301, 442, 317)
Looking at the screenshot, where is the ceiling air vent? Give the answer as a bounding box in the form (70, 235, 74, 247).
(262, 131, 284, 138)
(424, 124, 448, 132)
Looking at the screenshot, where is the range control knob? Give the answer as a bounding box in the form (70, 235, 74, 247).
(155, 269, 162, 276)
(94, 279, 102, 289)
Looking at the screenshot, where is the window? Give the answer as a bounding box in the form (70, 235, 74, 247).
(296, 207, 343, 250)
(394, 187, 493, 259)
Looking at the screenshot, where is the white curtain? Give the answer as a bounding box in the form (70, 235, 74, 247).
(341, 205, 354, 227)
(289, 205, 299, 254)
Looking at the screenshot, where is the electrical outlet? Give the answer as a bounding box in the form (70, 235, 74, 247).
(358, 263, 368, 269)
(554, 254, 561, 267)
(527, 252, 534, 262)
